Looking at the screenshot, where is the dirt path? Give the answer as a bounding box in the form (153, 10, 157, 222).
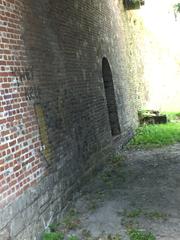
(63, 144, 180, 239)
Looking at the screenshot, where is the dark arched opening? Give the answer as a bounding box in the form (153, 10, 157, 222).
(102, 57, 121, 136)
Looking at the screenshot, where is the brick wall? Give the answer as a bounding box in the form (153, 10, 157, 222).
(0, 0, 145, 239)
(0, 0, 44, 206)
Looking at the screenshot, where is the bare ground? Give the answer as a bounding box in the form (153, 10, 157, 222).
(63, 144, 180, 240)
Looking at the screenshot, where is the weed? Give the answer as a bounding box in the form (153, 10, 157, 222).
(81, 229, 92, 239)
(49, 223, 59, 232)
(110, 155, 124, 168)
(124, 209, 168, 221)
(95, 190, 105, 200)
(42, 232, 64, 240)
(67, 235, 79, 240)
(101, 169, 113, 182)
(88, 199, 98, 211)
(121, 214, 138, 230)
(144, 211, 168, 220)
(125, 209, 142, 218)
(62, 209, 80, 230)
(99, 154, 125, 186)
(128, 228, 156, 240)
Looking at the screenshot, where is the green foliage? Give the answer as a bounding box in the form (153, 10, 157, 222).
(49, 223, 59, 232)
(124, 209, 168, 221)
(100, 154, 124, 184)
(128, 123, 180, 148)
(164, 112, 180, 122)
(110, 155, 124, 168)
(67, 236, 79, 240)
(132, 0, 140, 3)
(42, 232, 64, 240)
(128, 229, 156, 240)
(62, 209, 80, 230)
(174, 3, 180, 13)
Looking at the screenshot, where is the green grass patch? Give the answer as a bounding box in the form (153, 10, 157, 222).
(42, 232, 64, 240)
(128, 123, 180, 148)
(67, 236, 79, 240)
(164, 112, 180, 122)
(124, 209, 168, 221)
(128, 228, 156, 240)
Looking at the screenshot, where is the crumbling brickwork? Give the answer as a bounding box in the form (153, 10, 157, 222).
(0, 0, 145, 239)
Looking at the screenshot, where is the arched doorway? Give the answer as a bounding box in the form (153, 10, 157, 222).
(102, 57, 121, 136)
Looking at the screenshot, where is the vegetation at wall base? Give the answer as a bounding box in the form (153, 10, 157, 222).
(128, 123, 180, 148)
(42, 232, 80, 240)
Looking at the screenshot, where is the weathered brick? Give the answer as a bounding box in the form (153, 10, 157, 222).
(0, 0, 145, 239)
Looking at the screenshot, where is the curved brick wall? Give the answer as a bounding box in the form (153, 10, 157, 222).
(0, 0, 145, 239)
(0, 0, 44, 208)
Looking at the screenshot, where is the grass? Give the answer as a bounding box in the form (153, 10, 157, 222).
(67, 236, 79, 240)
(125, 209, 142, 218)
(99, 154, 125, 187)
(42, 232, 80, 240)
(124, 209, 168, 221)
(128, 228, 156, 240)
(61, 209, 80, 231)
(42, 232, 64, 240)
(42, 209, 81, 240)
(128, 123, 180, 148)
(144, 211, 168, 220)
(164, 112, 180, 122)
